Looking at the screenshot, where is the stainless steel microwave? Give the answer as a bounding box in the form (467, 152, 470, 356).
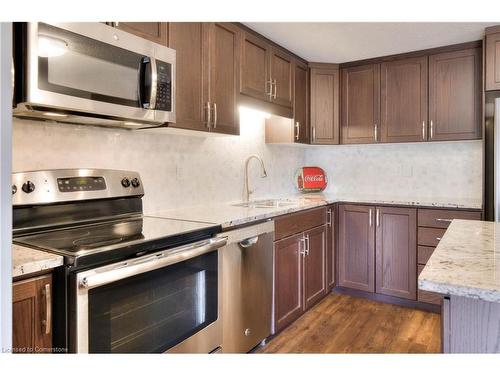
(13, 22, 176, 129)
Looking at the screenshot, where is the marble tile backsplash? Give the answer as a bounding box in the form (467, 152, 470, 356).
(13, 112, 483, 213)
(305, 141, 483, 205)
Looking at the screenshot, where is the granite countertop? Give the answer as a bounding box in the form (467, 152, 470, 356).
(12, 244, 64, 278)
(419, 220, 500, 303)
(148, 193, 482, 229)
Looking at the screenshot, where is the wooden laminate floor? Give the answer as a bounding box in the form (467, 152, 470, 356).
(258, 292, 441, 353)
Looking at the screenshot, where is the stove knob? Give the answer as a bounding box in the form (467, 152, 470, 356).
(131, 178, 140, 188)
(121, 178, 131, 188)
(12, 185, 17, 195)
(22, 181, 35, 194)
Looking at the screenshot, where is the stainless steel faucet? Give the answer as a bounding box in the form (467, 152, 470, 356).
(244, 155, 268, 202)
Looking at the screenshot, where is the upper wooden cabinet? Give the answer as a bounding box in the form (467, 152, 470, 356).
(168, 23, 240, 135)
(168, 23, 209, 132)
(338, 204, 375, 292)
(13, 274, 53, 354)
(240, 31, 294, 117)
(293, 61, 309, 143)
(110, 22, 168, 45)
(428, 48, 482, 141)
(486, 27, 500, 91)
(341, 64, 380, 144)
(310, 64, 340, 144)
(380, 57, 428, 143)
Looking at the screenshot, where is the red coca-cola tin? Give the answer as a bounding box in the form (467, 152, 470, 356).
(295, 166, 328, 192)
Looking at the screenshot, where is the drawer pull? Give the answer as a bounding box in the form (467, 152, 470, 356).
(436, 237, 442, 241)
(435, 218, 453, 223)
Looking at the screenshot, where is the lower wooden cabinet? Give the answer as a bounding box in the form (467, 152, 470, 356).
(273, 209, 328, 332)
(326, 205, 335, 290)
(13, 274, 53, 354)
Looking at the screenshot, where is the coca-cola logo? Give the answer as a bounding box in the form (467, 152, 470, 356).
(304, 174, 324, 182)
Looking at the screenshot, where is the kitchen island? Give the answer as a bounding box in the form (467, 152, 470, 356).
(418, 219, 500, 353)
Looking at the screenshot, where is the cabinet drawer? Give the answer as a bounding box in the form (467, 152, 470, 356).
(418, 227, 446, 247)
(417, 264, 442, 305)
(275, 207, 327, 241)
(418, 209, 481, 229)
(417, 246, 435, 265)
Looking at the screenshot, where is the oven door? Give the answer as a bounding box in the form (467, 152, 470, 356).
(74, 237, 226, 353)
(17, 22, 176, 126)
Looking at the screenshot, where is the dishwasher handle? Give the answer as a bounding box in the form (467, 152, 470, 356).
(239, 236, 259, 248)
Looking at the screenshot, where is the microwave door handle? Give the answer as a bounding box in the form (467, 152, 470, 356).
(138, 56, 150, 109)
(149, 57, 158, 110)
(138, 56, 157, 109)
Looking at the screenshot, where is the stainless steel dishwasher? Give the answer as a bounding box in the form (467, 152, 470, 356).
(218, 221, 274, 353)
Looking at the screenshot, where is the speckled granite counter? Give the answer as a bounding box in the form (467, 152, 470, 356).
(419, 220, 500, 303)
(148, 193, 482, 229)
(12, 244, 63, 278)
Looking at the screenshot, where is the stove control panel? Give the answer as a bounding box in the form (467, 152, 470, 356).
(12, 169, 144, 206)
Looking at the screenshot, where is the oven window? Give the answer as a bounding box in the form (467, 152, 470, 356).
(37, 23, 142, 108)
(87, 251, 218, 353)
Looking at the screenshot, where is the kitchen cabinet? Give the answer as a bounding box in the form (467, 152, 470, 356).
(375, 206, 417, 300)
(428, 48, 482, 141)
(380, 57, 428, 143)
(109, 22, 168, 46)
(326, 206, 335, 290)
(341, 64, 380, 144)
(274, 233, 305, 332)
(338, 204, 375, 292)
(485, 26, 500, 91)
(273, 207, 328, 332)
(240, 31, 294, 117)
(293, 61, 309, 143)
(168, 22, 240, 135)
(168, 23, 209, 132)
(13, 274, 52, 354)
(310, 64, 340, 144)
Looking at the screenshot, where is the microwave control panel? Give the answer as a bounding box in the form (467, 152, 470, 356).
(156, 61, 172, 112)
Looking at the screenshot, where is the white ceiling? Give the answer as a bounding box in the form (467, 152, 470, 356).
(244, 22, 498, 63)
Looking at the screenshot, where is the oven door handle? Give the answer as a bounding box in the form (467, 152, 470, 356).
(78, 236, 227, 290)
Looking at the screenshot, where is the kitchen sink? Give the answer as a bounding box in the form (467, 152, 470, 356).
(232, 199, 298, 208)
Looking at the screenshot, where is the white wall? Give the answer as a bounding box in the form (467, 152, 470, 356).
(305, 141, 483, 205)
(0, 22, 12, 353)
(13, 109, 306, 213)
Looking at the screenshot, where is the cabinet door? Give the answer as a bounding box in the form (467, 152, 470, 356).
(486, 32, 500, 91)
(168, 23, 209, 132)
(240, 32, 271, 102)
(112, 22, 168, 45)
(375, 206, 417, 300)
(326, 206, 335, 290)
(381, 57, 428, 143)
(304, 225, 327, 310)
(293, 61, 309, 143)
(341, 64, 380, 144)
(338, 204, 375, 292)
(208, 23, 241, 135)
(13, 275, 52, 353)
(274, 233, 304, 332)
(310, 67, 340, 144)
(429, 48, 482, 141)
(270, 48, 293, 109)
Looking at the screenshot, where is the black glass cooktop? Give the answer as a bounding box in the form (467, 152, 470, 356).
(14, 216, 221, 268)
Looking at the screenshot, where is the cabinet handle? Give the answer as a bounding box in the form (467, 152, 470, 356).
(327, 209, 332, 226)
(435, 218, 453, 223)
(266, 79, 273, 98)
(312, 126, 316, 142)
(374, 124, 378, 142)
(422, 121, 426, 140)
(272, 79, 277, 99)
(205, 102, 211, 129)
(213, 103, 217, 129)
(436, 237, 442, 241)
(376, 208, 380, 227)
(295, 122, 300, 141)
(42, 283, 51, 335)
(305, 234, 310, 255)
(369, 209, 373, 227)
(430, 120, 434, 139)
(299, 237, 307, 256)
